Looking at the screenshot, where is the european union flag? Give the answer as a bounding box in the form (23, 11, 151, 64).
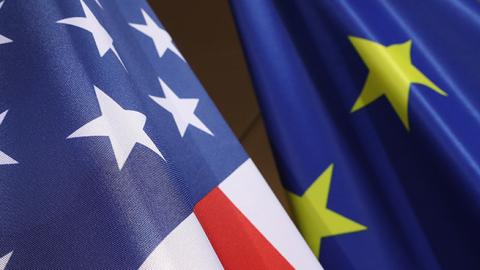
(231, 0, 480, 269)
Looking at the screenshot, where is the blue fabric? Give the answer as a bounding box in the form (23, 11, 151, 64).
(230, 0, 480, 269)
(0, 0, 247, 268)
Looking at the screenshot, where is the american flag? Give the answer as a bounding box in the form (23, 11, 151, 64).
(0, 0, 320, 269)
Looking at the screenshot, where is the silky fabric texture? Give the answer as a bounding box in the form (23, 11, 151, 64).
(230, 0, 480, 269)
(0, 0, 246, 268)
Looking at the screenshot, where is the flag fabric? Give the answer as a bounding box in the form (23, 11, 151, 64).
(230, 0, 480, 269)
(0, 0, 321, 269)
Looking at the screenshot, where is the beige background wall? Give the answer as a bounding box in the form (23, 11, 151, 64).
(148, 1, 290, 210)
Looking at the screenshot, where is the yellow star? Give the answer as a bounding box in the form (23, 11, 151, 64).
(288, 164, 366, 257)
(349, 37, 447, 130)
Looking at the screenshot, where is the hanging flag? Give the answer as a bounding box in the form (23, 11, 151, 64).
(230, 0, 480, 269)
(0, 0, 321, 269)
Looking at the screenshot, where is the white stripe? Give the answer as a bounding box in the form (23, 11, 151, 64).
(219, 159, 323, 270)
(139, 213, 223, 270)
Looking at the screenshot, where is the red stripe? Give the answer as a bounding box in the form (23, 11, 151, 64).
(194, 187, 294, 270)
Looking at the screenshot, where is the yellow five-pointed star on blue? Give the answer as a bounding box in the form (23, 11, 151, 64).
(288, 164, 366, 257)
(349, 36, 447, 130)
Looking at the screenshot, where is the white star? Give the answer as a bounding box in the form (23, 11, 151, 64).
(129, 9, 184, 61)
(0, 1, 12, 45)
(150, 78, 213, 137)
(0, 34, 11, 45)
(57, 0, 126, 70)
(0, 251, 12, 270)
(68, 86, 164, 170)
(0, 110, 17, 165)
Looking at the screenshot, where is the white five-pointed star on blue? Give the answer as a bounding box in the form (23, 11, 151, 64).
(150, 78, 213, 137)
(57, 0, 126, 70)
(0, 251, 12, 270)
(0, 110, 18, 165)
(0, 0, 12, 45)
(68, 86, 164, 170)
(129, 9, 185, 61)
